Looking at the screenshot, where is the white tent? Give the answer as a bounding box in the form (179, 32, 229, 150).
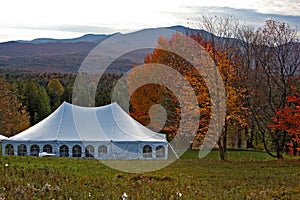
(1, 102, 168, 159)
(0, 134, 7, 141)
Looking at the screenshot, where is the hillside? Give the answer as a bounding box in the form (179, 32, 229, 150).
(0, 26, 207, 73)
(0, 26, 298, 74)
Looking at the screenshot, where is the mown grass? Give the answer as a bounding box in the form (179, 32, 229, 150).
(182, 148, 275, 161)
(0, 149, 299, 199)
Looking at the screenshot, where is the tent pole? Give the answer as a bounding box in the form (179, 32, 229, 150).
(168, 143, 179, 159)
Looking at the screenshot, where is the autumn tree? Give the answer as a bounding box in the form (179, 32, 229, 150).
(193, 34, 247, 160)
(249, 20, 299, 159)
(199, 17, 300, 159)
(195, 16, 248, 160)
(270, 81, 300, 155)
(124, 33, 210, 150)
(127, 32, 246, 160)
(127, 65, 182, 141)
(0, 77, 30, 137)
(235, 24, 259, 149)
(195, 15, 240, 52)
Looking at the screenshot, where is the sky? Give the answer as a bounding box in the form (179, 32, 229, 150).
(0, 0, 299, 42)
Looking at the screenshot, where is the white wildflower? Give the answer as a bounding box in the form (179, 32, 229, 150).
(4, 163, 8, 167)
(177, 191, 182, 198)
(43, 183, 51, 192)
(122, 192, 128, 200)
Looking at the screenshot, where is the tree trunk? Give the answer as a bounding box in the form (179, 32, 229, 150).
(237, 128, 242, 148)
(245, 127, 254, 149)
(276, 147, 284, 159)
(274, 130, 284, 159)
(217, 139, 225, 161)
(218, 119, 228, 161)
(250, 129, 254, 148)
(261, 130, 276, 158)
(224, 126, 227, 158)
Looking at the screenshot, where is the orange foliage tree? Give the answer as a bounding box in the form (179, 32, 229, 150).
(191, 34, 248, 160)
(127, 33, 247, 160)
(128, 35, 206, 143)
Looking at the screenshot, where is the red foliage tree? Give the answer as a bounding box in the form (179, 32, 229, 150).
(270, 85, 300, 155)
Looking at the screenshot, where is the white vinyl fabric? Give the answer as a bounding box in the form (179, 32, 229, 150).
(0, 134, 7, 141)
(1, 102, 168, 159)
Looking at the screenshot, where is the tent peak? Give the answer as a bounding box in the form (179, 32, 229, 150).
(61, 101, 122, 110)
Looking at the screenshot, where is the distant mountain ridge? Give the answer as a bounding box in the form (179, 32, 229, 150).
(0, 25, 209, 57)
(13, 26, 202, 44)
(0, 25, 209, 73)
(0, 26, 298, 74)
(16, 33, 121, 44)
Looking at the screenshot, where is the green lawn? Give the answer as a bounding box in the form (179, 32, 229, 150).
(182, 148, 275, 161)
(0, 149, 299, 199)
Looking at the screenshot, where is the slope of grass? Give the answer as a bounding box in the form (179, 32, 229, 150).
(0, 150, 299, 199)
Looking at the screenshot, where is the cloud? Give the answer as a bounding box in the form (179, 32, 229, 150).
(254, 0, 300, 16)
(4, 24, 133, 34)
(0, 24, 137, 42)
(0, 2, 299, 42)
(167, 6, 300, 32)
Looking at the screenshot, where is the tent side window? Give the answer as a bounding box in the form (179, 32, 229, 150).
(60, 145, 69, 157)
(5, 144, 14, 156)
(143, 145, 152, 158)
(98, 145, 107, 154)
(17, 144, 27, 156)
(43, 144, 53, 153)
(72, 145, 82, 157)
(156, 145, 165, 158)
(85, 145, 95, 157)
(30, 144, 40, 156)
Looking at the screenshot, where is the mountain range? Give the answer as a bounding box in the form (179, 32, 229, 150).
(0, 25, 298, 74)
(0, 26, 210, 73)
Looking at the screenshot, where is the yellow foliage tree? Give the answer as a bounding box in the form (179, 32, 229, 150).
(0, 78, 30, 137)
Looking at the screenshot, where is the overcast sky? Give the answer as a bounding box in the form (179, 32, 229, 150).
(0, 0, 299, 42)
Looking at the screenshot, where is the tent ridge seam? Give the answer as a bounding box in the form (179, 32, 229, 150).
(56, 103, 65, 140)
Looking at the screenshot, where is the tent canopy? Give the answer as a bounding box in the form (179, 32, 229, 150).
(7, 102, 166, 142)
(0, 134, 7, 141)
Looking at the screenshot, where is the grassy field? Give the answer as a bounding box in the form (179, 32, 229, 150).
(0, 149, 299, 199)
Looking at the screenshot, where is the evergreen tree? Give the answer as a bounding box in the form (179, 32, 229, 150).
(24, 79, 40, 124)
(47, 78, 65, 109)
(38, 86, 51, 120)
(18, 79, 51, 125)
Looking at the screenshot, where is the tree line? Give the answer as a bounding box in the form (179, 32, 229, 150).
(0, 73, 121, 137)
